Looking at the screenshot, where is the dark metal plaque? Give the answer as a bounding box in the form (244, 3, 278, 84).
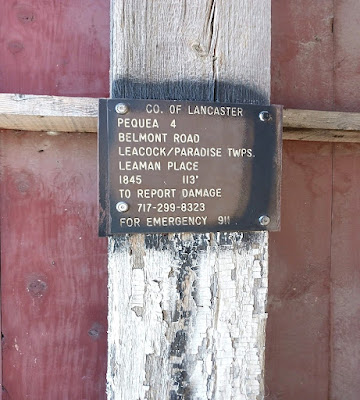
(98, 99, 282, 235)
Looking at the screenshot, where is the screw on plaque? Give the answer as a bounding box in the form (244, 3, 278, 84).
(116, 201, 129, 213)
(259, 215, 270, 226)
(259, 110, 272, 122)
(115, 103, 129, 114)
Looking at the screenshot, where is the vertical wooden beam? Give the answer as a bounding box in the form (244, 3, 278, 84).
(107, 1, 271, 399)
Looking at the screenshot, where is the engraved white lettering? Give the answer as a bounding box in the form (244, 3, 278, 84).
(119, 217, 140, 227)
(145, 104, 161, 114)
(146, 215, 208, 227)
(167, 161, 199, 171)
(181, 188, 222, 198)
(119, 161, 161, 171)
(182, 175, 199, 184)
(137, 188, 176, 199)
(119, 175, 142, 184)
(218, 216, 231, 225)
(173, 147, 222, 157)
(187, 105, 243, 117)
(118, 132, 167, 143)
(169, 104, 182, 114)
(119, 147, 167, 157)
(227, 148, 253, 157)
(173, 133, 200, 143)
(118, 189, 131, 198)
(118, 118, 159, 128)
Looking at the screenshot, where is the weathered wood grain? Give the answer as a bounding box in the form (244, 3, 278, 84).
(107, 1, 270, 399)
(266, 141, 332, 400)
(2, 94, 360, 143)
(283, 108, 360, 131)
(0, 94, 98, 116)
(334, 0, 360, 112)
(0, 131, 108, 399)
(268, 1, 335, 398)
(331, 0, 360, 397)
(331, 143, 360, 399)
(283, 128, 360, 143)
(0, 1, 110, 398)
(0, 94, 97, 133)
(0, 0, 109, 97)
(271, 0, 334, 111)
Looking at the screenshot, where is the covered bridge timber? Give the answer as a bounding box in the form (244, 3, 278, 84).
(0, 0, 359, 399)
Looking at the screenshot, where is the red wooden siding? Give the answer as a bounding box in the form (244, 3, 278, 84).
(268, 0, 360, 399)
(0, 0, 359, 398)
(267, 1, 334, 398)
(0, 1, 109, 97)
(330, 3, 360, 398)
(0, 132, 108, 399)
(271, 0, 335, 111)
(266, 141, 332, 399)
(0, 0, 109, 398)
(331, 143, 360, 399)
(334, 0, 360, 112)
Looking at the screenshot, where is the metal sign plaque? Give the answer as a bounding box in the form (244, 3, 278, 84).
(98, 99, 282, 235)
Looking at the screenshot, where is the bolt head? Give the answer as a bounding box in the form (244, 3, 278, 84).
(259, 111, 272, 122)
(259, 215, 271, 226)
(115, 103, 129, 114)
(116, 201, 129, 213)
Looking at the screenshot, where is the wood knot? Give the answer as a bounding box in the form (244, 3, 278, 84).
(27, 278, 48, 298)
(88, 322, 104, 340)
(13, 171, 35, 195)
(7, 41, 24, 55)
(16, 5, 36, 24)
(191, 41, 208, 58)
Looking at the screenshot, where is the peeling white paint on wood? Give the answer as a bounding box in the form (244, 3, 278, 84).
(108, 234, 268, 399)
(108, 1, 271, 399)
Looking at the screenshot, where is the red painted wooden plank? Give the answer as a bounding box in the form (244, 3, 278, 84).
(334, 0, 360, 112)
(330, 2, 360, 397)
(0, 281, 2, 400)
(0, 0, 110, 397)
(269, 1, 336, 398)
(266, 141, 332, 400)
(0, 131, 108, 399)
(0, 1, 109, 97)
(271, 0, 335, 110)
(331, 143, 360, 400)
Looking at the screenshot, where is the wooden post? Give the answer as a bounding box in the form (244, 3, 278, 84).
(107, 1, 270, 399)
